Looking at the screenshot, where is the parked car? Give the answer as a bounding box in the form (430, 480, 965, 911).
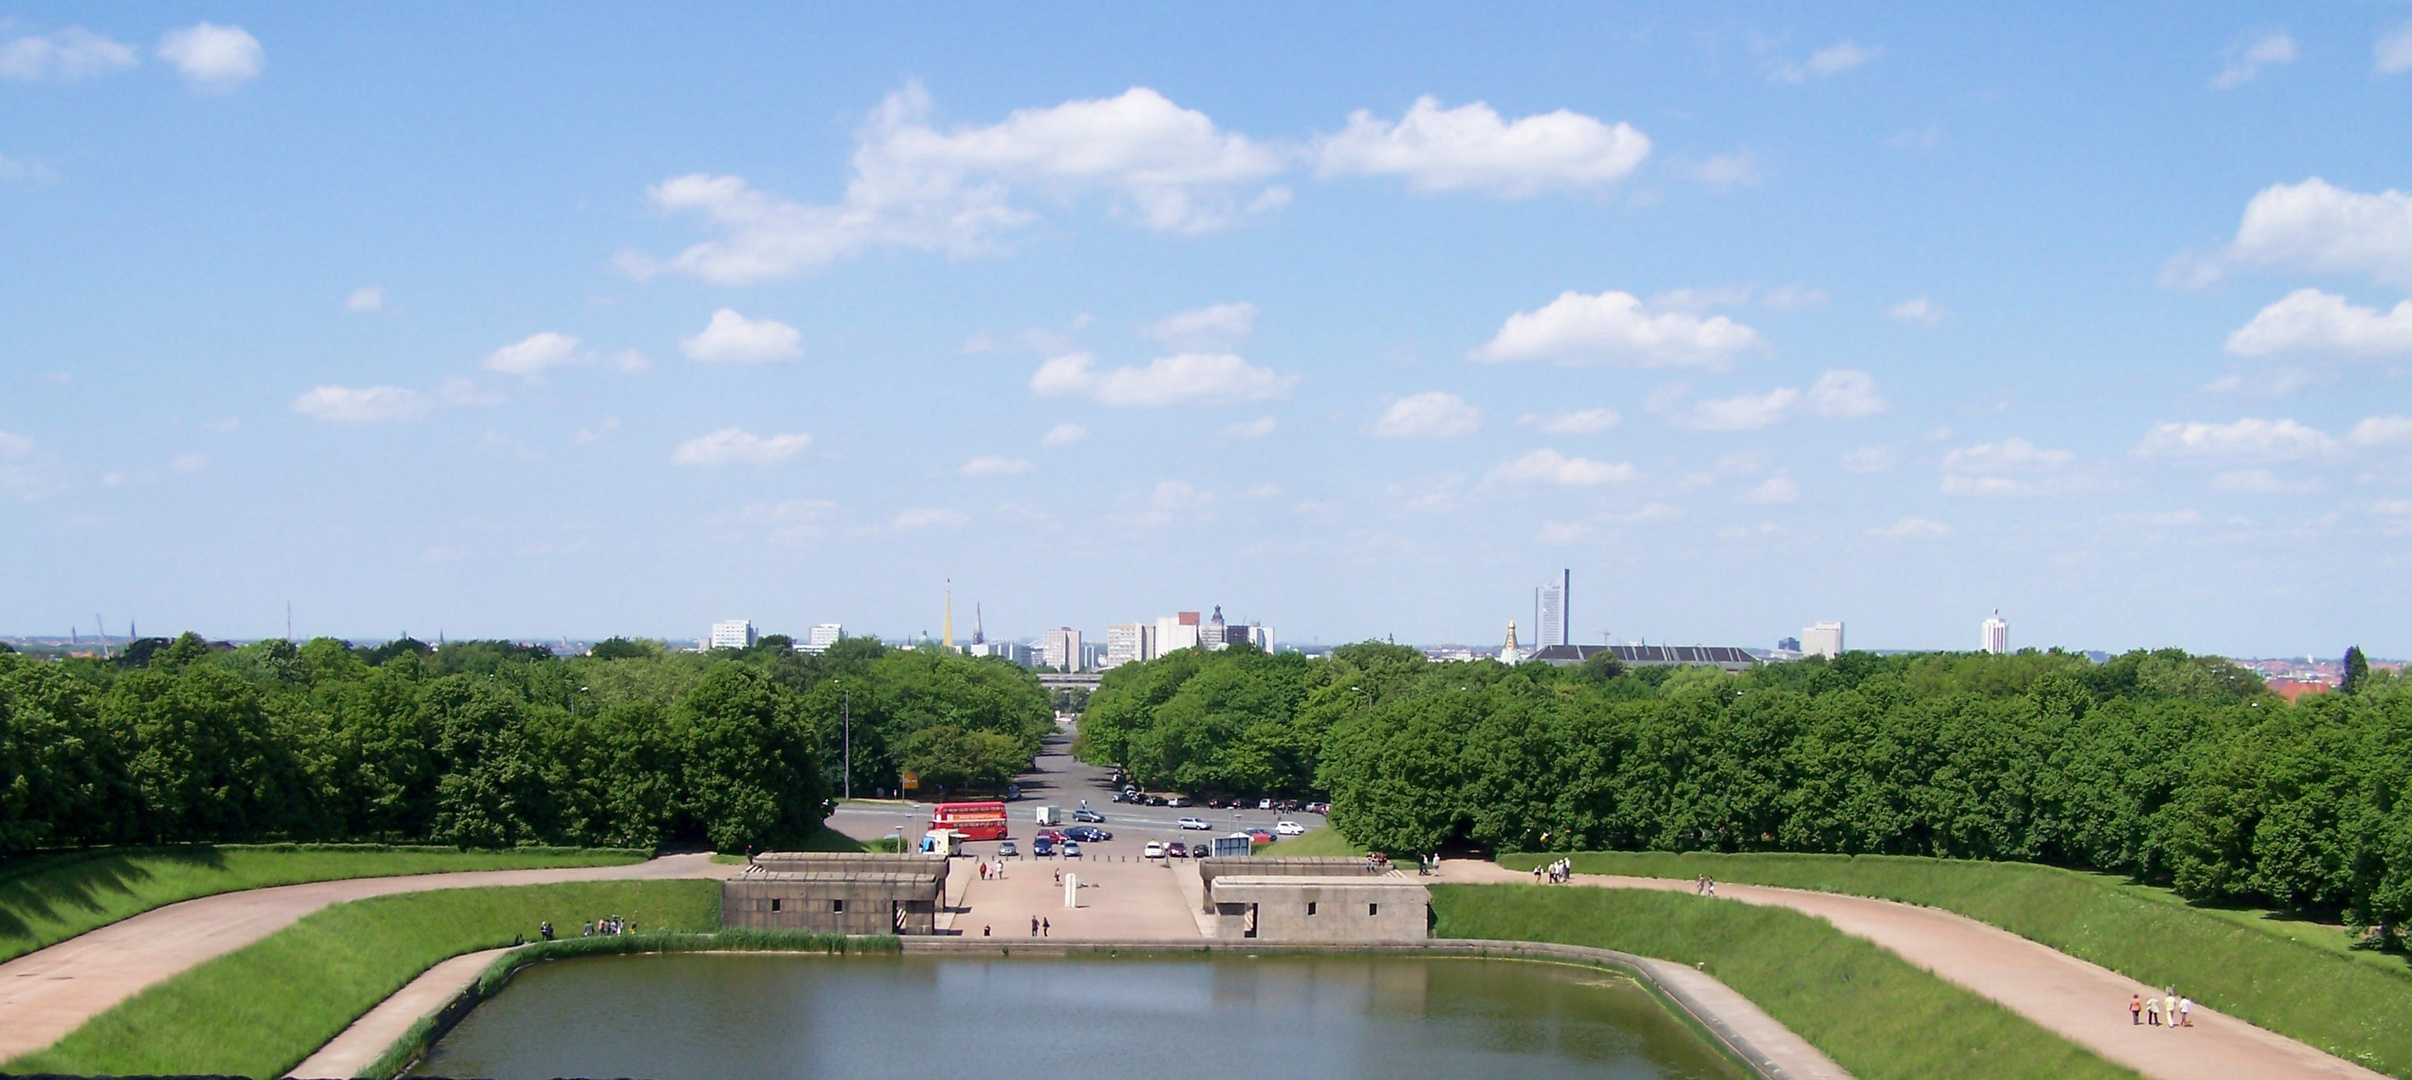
(1146, 795, 1169, 807)
(1143, 841, 1165, 859)
(996, 839, 1020, 857)
(1166, 841, 1189, 858)
(1036, 829, 1068, 844)
(1110, 790, 1129, 803)
(1177, 817, 1211, 830)
(1246, 829, 1275, 844)
(1073, 807, 1106, 823)
(1064, 826, 1112, 843)
(1062, 841, 1082, 858)
(1032, 836, 1056, 857)
(1258, 798, 1274, 810)
(1275, 820, 1306, 836)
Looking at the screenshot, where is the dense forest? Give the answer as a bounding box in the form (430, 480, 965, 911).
(1079, 643, 2412, 939)
(0, 633, 1052, 854)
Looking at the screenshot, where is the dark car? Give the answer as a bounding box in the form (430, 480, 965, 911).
(1073, 807, 1106, 822)
(1064, 825, 1112, 843)
(1109, 790, 1129, 803)
(1032, 836, 1056, 857)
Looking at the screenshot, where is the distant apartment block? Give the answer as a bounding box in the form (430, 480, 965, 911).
(1982, 610, 2009, 655)
(1157, 611, 1202, 654)
(1041, 627, 1083, 672)
(1802, 621, 1844, 659)
(969, 640, 1034, 666)
(1104, 622, 1155, 668)
(709, 619, 758, 650)
(803, 623, 843, 653)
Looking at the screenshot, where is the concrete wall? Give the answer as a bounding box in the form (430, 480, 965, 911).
(1208, 876, 1429, 943)
(1195, 856, 1387, 912)
(723, 853, 950, 935)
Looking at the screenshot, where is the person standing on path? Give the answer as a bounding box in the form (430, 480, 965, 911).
(1041, 917, 1051, 937)
(1030, 916, 1039, 937)
(2145, 994, 2161, 1026)
(2165, 990, 2178, 1030)
(2130, 993, 2142, 1025)
(2180, 997, 2192, 1027)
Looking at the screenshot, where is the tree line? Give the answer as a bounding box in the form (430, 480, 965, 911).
(1079, 643, 2411, 939)
(0, 632, 1053, 855)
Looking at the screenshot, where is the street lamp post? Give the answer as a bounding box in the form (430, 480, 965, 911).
(842, 689, 852, 801)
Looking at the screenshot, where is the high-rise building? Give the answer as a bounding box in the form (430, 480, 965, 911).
(968, 640, 1033, 666)
(708, 619, 757, 650)
(1535, 569, 1570, 648)
(1204, 606, 1230, 651)
(1041, 627, 1083, 672)
(803, 624, 843, 653)
(1104, 622, 1154, 668)
(1982, 609, 2009, 655)
(1156, 611, 1202, 654)
(1242, 623, 1272, 651)
(1801, 621, 1844, 660)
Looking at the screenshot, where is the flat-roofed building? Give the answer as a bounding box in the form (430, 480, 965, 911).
(722, 852, 950, 935)
(709, 619, 757, 650)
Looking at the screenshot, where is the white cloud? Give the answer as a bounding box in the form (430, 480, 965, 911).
(1472, 290, 1765, 369)
(1843, 446, 1899, 473)
(1041, 422, 1088, 446)
(1603, 502, 1680, 524)
(574, 416, 621, 445)
(1942, 437, 2085, 496)
(345, 286, 384, 312)
(2380, 24, 2412, 75)
(0, 27, 138, 82)
(1769, 39, 1882, 84)
(2134, 418, 2338, 459)
(1743, 476, 1800, 503)
(2213, 178, 2412, 288)
(1490, 449, 1635, 486)
(1521, 408, 1621, 435)
(681, 308, 804, 363)
(1141, 302, 1257, 349)
(1886, 296, 1947, 326)
(1537, 521, 1595, 545)
(1030, 351, 1295, 407)
(1692, 151, 1760, 190)
(893, 507, 969, 530)
(0, 431, 36, 458)
(1761, 284, 1831, 311)
(483, 332, 582, 376)
(1315, 96, 1648, 196)
(960, 456, 1033, 477)
(156, 23, 262, 90)
(1673, 388, 1799, 431)
(1372, 392, 1482, 438)
(2348, 416, 2412, 448)
(168, 453, 206, 474)
(2212, 468, 2317, 493)
(290, 386, 430, 423)
(2212, 32, 2297, 90)
(1869, 516, 1952, 539)
(670, 428, 812, 466)
(622, 84, 1283, 282)
(1222, 416, 1278, 439)
(2224, 289, 2412, 358)
(0, 153, 60, 184)
(1809, 370, 1888, 418)
(1150, 480, 1211, 511)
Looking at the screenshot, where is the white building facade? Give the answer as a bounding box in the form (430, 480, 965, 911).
(709, 619, 758, 650)
(1982, 610, 2009, 654)
(1040, 627, 1083, 672)
(802, 624, 842, 653)
(1105, 622, 1155, 668)
(1801, 621, 1845, 659)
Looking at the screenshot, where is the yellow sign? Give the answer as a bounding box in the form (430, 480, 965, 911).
(900, 771, 920, 791)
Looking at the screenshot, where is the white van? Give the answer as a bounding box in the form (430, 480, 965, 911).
(1035, 806, 1063, 826)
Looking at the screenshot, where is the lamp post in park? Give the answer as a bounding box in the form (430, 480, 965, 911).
(841, 688, 852, 801)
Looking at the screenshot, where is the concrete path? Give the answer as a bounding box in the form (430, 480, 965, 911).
(952, 857, 1202, 941)
(1438, 861, 2385, 1080)
(286, 946, 511, 1079)
(0, 853, 734, 1064)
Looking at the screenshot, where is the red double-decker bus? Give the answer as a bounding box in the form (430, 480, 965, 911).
(929, 800, 1008, 841)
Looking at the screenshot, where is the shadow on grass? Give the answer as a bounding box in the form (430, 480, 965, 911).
(0, 846, 227, 941)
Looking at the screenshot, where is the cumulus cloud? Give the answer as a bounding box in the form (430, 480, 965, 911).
(2381, 24, 2412, 75)
(1809, 370, 1888, 418)
(2212, 468, 2317, 493)
(1521, 408, 1621, 434)
(1673, 388, 1799, 431)
(893, 507, 969, 529)
(1743, 476, 1800, 503)
(2134, 418, 2338, 459)
(1030, 351, 1295, 407)
(155, 23, 263, 90)
(345, 286, 384, 312)
(670, 428, 812, 466)
(2195, 178, 2412, 289)
(1222, 416, 1277, 439)
(1761, 284, 1831, 312)
(1692, 150, 1760, 190)
(1537, 521, 1595, 545)
(1372, 392, 1483, 438)
(681, 308, 805, 363)
(2212, 31, 2297, 90)
(1041, 422, 1088, 446)
(2348, 416, 2412, 448)
(1843, 446, 1899, 473)
(1768, 39, 1882, 84)
(1869, 516, 1952, 539)
(1141, 302, 1257, 349)
(2224, 289, 2412, 358)
(1472, 290, 1765, 369)
(290, 386, 430, 423)
(620, 84, 1284, 282)
(1942, 437, 2085, 496)
(1315, 96, 1649, 196)
(1886, 296, 1947, 326)
(960, 456, 1033, 478)
(483, 332, 582, 376)
(1490, 449, 1635, 486)
(0, 27, 138, 82)
(169, 452, 206, 474)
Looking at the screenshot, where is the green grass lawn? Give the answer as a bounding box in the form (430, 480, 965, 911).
(1434, 883, 2139, 1080)
(1498, 850, 2409, 1078)
(1267, 826, 1366, 857)
(714, 825, 872, 863)
(7, 879, 721, 1079)
(0, 843, 650, 964)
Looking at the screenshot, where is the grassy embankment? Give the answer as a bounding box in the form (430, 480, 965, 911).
(0, 843, 649, 963)
(1434, 884, 2139, 1080)
(7, 880, 719, 1079)
(1497, 850, 2409, 1078)
(1268, 826, 1366, 857)
(712, 825, 874, 862)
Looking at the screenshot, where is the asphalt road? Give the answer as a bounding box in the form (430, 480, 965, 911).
(824, 721, 1326, 859)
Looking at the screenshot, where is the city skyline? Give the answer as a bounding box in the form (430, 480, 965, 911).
(6, 6, 2411, 657)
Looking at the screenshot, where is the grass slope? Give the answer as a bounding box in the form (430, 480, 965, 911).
(7, 879, 719, 1079)
(1266, 826, 1366, 857)
(1433, 883, 2138, 1080)
(0, 844, 648, 963)
(1499, 850, 2409, 1078)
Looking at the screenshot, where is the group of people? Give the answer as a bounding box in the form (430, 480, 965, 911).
(2130, 988, 2194, 1028)
(1534, 858, 1575, 883)
(977, 860, 1008, 880)
(1693, 874, 1718, 896)
(583, 914, 632, 937)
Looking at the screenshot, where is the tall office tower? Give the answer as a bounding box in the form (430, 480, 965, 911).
(1040, 627, 1083, 672)
(803, 624, 843, 653)
(1157, 611, 1202, 654)
(1243, 623, 1272, 651)
(1104, 622, 1151, 668)
(1535, 569, 1570, 648)
(708, 619, 757, 650)
(1981, 609, 2009, 655)
(1204, 606, 1229, 651)
(1801, 621, 1845, 660)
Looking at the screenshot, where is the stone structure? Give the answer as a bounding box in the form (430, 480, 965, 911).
(1195, 856, 1428, 942)
(722, 852, 950, 935)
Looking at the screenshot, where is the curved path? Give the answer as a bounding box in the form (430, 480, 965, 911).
(1437, 861, 2384, 1080)
(0, 853, 735, 1064)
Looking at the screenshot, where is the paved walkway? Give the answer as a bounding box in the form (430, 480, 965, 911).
(952, 857, 1201, 941)
(0, 853, 734, 1064)
(1437, 861, 2385, 1080)
(287, 946, 511, 1079)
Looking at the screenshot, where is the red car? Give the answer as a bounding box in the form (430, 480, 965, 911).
(1036, 829, 1068, 844)
(1165, 841, 1189, 858)
(1246, 829, 1275, 844)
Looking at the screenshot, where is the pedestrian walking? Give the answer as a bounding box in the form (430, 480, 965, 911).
(1030, 916, 1039, 937)
(2145, 994, 2161, 1026)
(1042, 917, 1051, 937)
(2165, 991, 2178, 1029)
(2179, 997, 2192, 1027)
(983, 924, 992, 937)
(2129, 993, 2142, 1025)
(1705, 877, 1716, 897)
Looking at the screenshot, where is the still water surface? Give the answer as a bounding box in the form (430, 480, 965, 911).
(409, 953, 1746, 1080)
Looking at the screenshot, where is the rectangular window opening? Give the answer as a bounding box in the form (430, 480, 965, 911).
(1369, 903, 1380, 916)
(770, 898, 782, 912)
(1307, 902, 1318, 916)
(832, 899, 846, 913)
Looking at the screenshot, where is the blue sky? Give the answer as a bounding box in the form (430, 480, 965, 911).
(5, 4, 2411, 655)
